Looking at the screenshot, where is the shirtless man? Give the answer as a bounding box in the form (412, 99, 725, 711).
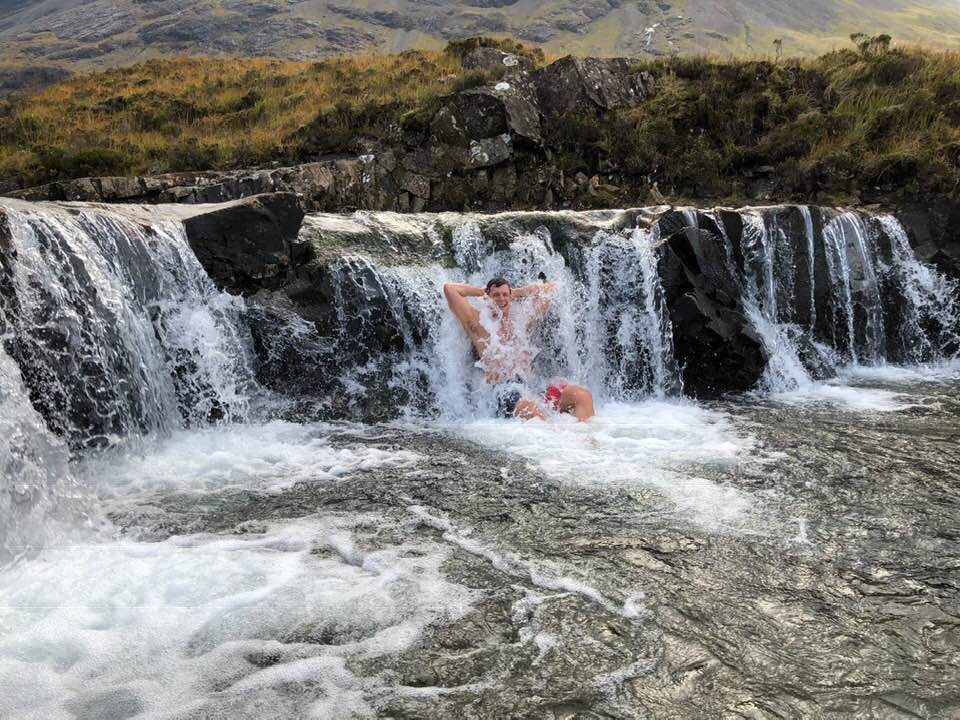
(442, 277, 596, 421)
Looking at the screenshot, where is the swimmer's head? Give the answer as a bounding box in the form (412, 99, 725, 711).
(485, 277, 512, 310)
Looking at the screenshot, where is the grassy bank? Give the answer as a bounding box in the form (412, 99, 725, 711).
(0, 50, 466, 182)
(1, 38, 958, 201)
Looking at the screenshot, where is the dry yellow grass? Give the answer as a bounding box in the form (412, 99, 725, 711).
(1, 39, 958, 202)
(0, 50, 465, 182)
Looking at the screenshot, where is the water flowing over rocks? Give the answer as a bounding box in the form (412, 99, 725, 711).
(1, 194, 959, 717)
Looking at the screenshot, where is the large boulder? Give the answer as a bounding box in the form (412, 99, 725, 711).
(657, 216, 765, 397)
(180, 192, 306, 292)
(461, 47, 533, 74)
(432, 85, 542, 149)
(531, 56, 655, 117)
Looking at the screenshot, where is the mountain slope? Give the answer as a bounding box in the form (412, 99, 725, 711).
(1, 0, 959, 69)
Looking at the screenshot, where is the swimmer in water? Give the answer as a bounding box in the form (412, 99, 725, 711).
(442, 277, 596, 421)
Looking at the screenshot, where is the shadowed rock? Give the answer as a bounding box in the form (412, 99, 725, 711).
(532, 56, 655, 116)
(179, 193, 306, 292)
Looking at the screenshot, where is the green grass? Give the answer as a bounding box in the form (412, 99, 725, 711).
(547, 45, 960, 200)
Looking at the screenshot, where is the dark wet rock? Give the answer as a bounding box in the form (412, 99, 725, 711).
(897, 198, 960, 283)
(244, 290, 337, 397)
(659, 217, 765, 397)
(180, 192, 306, 292)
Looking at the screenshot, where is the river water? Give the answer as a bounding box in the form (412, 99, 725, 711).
(0, 201, 958, 719)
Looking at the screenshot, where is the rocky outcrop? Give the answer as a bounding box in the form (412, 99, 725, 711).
(531, 56, 655, 116)
(178, 193, 306, 292)
(3, 51, 656, 215)
(657, 214, 766, 396)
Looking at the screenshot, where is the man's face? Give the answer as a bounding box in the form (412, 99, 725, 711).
(487, 284, 512, 311)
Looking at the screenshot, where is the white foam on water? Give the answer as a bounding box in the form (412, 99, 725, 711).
(78, 420, 422, 497)
(838, 359, 960, 385)
(765, 381, 915, 412)
(443, 400, 754, 530)
(0, 515, 475, 720)
(760, 363, 960, 411)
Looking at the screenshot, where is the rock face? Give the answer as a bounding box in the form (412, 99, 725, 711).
(532, 56, 655, 116)
(657, 218, 765, 397)
(3, 52, 655, 216)
(178, 193, 306, 291)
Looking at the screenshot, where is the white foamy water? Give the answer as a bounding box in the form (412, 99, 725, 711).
(766, 381, 915, 412)
(79, 420, 422, 498)
(838, 359, 960, 384)
(764, 361, 960, 411)
(0, 514, 474, 720)
(446, 400, 754, 530)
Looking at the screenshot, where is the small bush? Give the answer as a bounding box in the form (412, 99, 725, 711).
(451, 70, 489, 93)
(39, 146, 129, 179)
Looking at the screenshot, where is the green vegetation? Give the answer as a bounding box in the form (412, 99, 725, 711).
(1, 37, 959, 202)
(547, 43, 960, 200)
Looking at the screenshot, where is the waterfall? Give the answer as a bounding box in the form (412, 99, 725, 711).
(800, 206, 817, 333)
(0, 205, 256, 453)
(305, 206, 958, 413)
(2, 200, 957, 438)
(0, 346, 79, 563)
(820, 212, 890, 364)
(0, 202, 259, 555)
(878, 215, 960, 362)
(737, 212, 812, 391)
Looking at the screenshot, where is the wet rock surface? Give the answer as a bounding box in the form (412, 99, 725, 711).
(179, 192, 306, 291)
(106, 381, 960, 717)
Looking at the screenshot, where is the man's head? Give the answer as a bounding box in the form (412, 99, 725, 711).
(485, 277, 512, 310)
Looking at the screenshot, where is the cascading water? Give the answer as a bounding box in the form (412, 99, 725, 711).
(0, 204, 256, 451)
(300, 205, 960, 412)
(878, 214, 960, 362)
(2, 198, 960, 719)
(0, 202, 257, 560)
(347, 221, 683, 417)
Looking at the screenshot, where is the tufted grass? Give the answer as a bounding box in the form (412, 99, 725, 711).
(1, 38, 958, 202)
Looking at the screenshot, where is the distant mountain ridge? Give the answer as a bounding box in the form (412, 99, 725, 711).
(1, 0, 959, 70)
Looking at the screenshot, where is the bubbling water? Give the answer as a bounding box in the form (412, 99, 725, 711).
(0, 203, 258, 561)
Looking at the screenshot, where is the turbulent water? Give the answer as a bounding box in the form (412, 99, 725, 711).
(1, 200, 958, 719)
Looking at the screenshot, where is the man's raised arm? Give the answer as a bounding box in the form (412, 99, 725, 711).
(443, 282, 484, 299)
(513, 281, 556, 318)
(512, 281, 555, 298)
(443, 282, 483, 327)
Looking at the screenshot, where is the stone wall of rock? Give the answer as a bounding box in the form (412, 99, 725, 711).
(3, 50, 655, 215)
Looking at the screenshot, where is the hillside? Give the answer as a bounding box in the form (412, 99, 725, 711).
(2, 36, 959, 211)
(1, 0, 960, 74)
